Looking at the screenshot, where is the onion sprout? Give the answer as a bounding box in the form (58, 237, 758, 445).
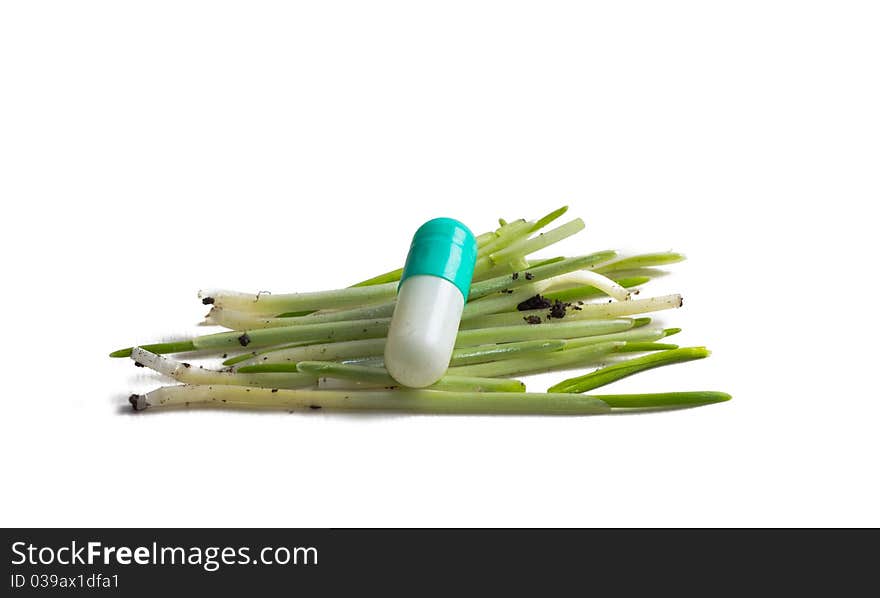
(113, 206, 728, 415)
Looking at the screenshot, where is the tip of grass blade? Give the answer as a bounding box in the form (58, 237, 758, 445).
(613, 275, 652, 289)
(588, 391, 731, 409)
(663, 327, 683, 337)
(595, 252, 687, 274)
(616, 342, 679, 353)
(530, 205, 569, 232)
(223, 353, 256, 366)
(110, 340, 196, 359)
(631, 317, 652, 328)
(526, 256, 566, 269)
(587, 249, 618, 264)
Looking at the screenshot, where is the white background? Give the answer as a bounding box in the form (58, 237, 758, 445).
(1, 2, 877, 527)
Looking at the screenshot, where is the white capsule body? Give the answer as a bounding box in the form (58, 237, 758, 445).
(384, 274, 464, 388)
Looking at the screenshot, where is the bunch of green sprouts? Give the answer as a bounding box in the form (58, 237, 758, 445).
(112, 206, 729, 414)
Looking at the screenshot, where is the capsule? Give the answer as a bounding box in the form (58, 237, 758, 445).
(384, 218, 478, 387)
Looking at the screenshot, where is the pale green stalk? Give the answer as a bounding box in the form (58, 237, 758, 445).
(455, 318, 634, 346)
(206, 301, 396, 330)
(463, 294, 682, 329)
(475, 231, 498, 247)
(198, 282, 398, 316)
(222, 342, 311, 366)
(129, 384, 612, 415)
(561, 327, 667, 349)
(232, 338, 388, 367)
(193, 318, 392, 351)
(448, 341, 622, 378)
(296, 361, 526, 392)
(447, 339, 567, 366)
(237, 339, 567, 371)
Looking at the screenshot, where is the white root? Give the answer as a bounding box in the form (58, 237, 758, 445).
(546, 271, 632, 301)
(130, 347, 317, 389)
(198, 283, 398, 315)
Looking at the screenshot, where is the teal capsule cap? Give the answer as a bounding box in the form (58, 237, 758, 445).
(400, 217, 478, 301)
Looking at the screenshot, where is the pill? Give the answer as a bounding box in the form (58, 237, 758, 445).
(384, 218, 478, 387)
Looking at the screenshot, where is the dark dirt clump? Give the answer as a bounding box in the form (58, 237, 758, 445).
(549, 299, 570, 319)
(517, 294, 551, 311)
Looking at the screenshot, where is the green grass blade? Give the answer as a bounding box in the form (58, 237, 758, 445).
(296, 361, 525, 392)
(594, 252, 686, 274)
(616, 342, 679, 353)
(547, 346, 711, 393)
(448, 339, 566, 366)
(349, 267, 404, 288)
(487, 218, 585, 265)
(585, 391, 731, 408)
(530, 205, 568, 232)
(449, 341, 622, 378)
(527, 256, 566, 268)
